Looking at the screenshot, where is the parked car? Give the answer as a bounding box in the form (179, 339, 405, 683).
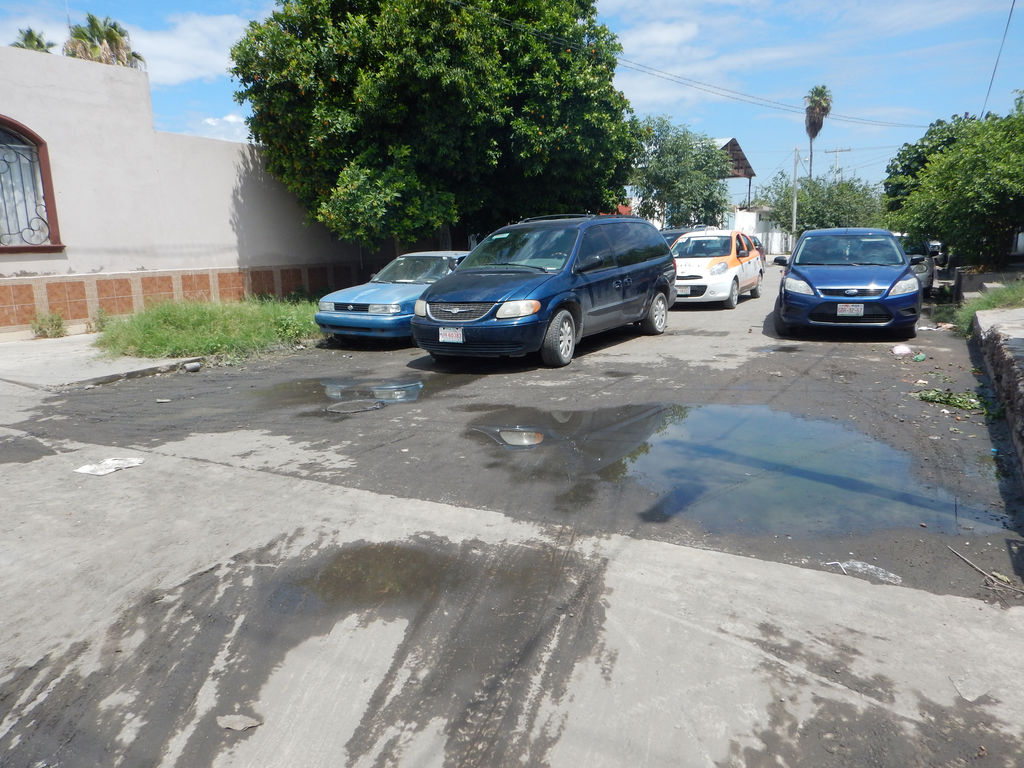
(899, 238, 935, 296)
(410, 215, 677, 367)
(315, 250, 468, 340)
(660, 227, 694, 245)
(773, 228, 923, 338)
(669, 229, 764, 309)
(750, 234, 766, 266)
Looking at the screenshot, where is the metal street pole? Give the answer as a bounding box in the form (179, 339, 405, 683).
(791, 148, 799, 236)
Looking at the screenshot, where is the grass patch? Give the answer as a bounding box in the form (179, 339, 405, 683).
(951, 280, 1024, 336)
(95, 299, 320, 359)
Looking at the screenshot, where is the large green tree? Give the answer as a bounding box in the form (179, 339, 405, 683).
(231, 0, 637, 247)
(629, 116, 731, 227)
(883, 114, 976, 213)
(755, 171, 883, 235)
(63, 14, 145, 68)
(10, 28, 55, 52)
(891, 97, 1024, 267)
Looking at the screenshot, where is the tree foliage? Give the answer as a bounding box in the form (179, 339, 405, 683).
(804, 84, 832, 179)
(882, 114, 975, 213)
(10, 28, 55, 52)
(889, 98, 1024, 267)
(754, 171, 882, 235)
(231, 0, 637, 247)
(63, 14, 145, 68)
(629, 116, 730, 228)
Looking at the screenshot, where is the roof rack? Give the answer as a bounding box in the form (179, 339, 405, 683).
(518, 213, 594, 222)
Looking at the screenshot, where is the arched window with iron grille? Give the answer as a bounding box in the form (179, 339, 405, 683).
(0, 118, 62, 251)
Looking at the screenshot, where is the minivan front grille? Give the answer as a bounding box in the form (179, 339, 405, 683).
(428, 302, 495, 322)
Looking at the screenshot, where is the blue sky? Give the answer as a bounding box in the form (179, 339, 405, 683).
(2, 0, 1020, 204)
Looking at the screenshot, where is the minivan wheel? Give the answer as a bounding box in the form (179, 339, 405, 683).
(540, 309, 576, 367)
(640, 292, 668, 335)
(723, 279, 739, 309)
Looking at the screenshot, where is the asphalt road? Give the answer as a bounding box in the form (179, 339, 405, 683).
(3, 265, 1024, 767)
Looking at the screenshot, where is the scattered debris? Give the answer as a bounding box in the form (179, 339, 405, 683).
(183, 361, 201, 373)
(825, 560, 902, 584)
(913, 389, 982, 409)
(913, 352, 927, 362)
(948, 546, 1024, 595)
(217, 714, 263, 732)
(892, 344, 914, 356)
(156, 398, 171, 403)
(74, 457, 144, 476)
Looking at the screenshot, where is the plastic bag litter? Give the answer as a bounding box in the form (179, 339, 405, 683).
(891, 345, 914, 356)
(74, 458, 145, 476)
(217, 714, 262, 731)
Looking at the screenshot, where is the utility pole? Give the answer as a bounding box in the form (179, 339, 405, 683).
(791, 148, 799, 235)
(825, 147, 851, 177)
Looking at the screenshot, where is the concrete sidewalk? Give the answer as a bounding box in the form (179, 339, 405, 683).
(0, 333, 199, 390)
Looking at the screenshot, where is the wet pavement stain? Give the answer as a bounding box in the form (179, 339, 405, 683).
(0, 535, 610, 768)
(468, 403, 1009, 537)
(0, 434, 56, 464)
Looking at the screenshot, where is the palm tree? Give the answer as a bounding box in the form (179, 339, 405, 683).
(10, 28, 55, 52)
(804, 85, 832, 179)
(63, 13, 145, 69)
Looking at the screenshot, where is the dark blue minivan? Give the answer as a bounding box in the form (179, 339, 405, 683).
(411, 215, 677, 366)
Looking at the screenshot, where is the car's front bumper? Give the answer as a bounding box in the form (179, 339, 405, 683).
(315, 311, 413, 338)
(778, 290, 920, 329)
(411, 316, 546, 357)
(674, 274, 733, 302)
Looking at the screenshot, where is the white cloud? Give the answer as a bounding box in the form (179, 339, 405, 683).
(191, 113, 252, 143)
(128, 13, 253, 86)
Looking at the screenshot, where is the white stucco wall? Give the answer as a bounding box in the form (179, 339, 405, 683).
(0, 45, 348, 277)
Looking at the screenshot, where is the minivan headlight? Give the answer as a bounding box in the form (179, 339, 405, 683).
(496, 300, 541, 319)
(414, 299, 427, 317)
(890, 276, 920, 296)
(783, 276, 814, 295)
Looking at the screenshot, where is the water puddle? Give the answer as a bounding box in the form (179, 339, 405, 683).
(469, 404, 1009, 538)
(255, 377, 427, 413)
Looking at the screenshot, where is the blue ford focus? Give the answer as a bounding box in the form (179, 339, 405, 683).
(773, 228, 923, 339)
(315, 251, 467, 340)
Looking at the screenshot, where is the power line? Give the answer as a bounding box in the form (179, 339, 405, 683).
(442, 0, 930, 129)
(981, 0, 1016, 115)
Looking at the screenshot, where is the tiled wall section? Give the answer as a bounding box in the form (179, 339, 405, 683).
(0, 263, 350, 335)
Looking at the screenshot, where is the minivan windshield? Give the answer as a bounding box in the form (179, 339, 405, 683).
(794, 235, 905, 267)
(461, 226, 579, 272)
(372, 255, 454, 283)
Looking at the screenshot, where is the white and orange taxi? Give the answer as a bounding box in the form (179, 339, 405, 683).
(670, 229, 764, 309)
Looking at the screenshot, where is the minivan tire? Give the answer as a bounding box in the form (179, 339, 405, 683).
(540, 309, 576, 367)
(640, 291, 669, 335)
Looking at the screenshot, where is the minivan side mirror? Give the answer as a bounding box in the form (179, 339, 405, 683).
(577, 253, 605, 272)
(773, 255, 790, 266)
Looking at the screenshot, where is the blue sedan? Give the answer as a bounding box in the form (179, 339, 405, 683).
(773, 228, 923, 339)
(315, 251, 467, 340)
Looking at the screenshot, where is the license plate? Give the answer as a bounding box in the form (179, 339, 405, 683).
(836, 303, 864, 317)
(439, 327, 464, 343)
(677, 285, 691, 296)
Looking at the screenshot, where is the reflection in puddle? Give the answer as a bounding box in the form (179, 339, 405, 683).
(254, 377, 425, 413)
(471, 404, 1007, 537)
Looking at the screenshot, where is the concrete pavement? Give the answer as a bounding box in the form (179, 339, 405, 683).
(0, 333, 199, 390)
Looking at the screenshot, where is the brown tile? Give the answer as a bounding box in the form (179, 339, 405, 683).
(46, 282, 67, 304)
(280, 268, 302, 296)
(98, 296, 119, 315)
(308, 267, 328, 294)
(218, 272, 244, 302)
(250, 270, 275, 297)
(97, 279, 116, 299)
(12, 284, 33, 304)
(67, 299, 88, 320)
(13, 303, 34, 324)
(0, 306, 14, 326)
(142, 275, 173, 296)
(66, 281, 86, 301)
(0, 285, 12, 306)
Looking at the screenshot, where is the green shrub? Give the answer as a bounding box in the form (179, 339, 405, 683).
(31, 312, 67, 338)
(96, 299, 319, 359)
